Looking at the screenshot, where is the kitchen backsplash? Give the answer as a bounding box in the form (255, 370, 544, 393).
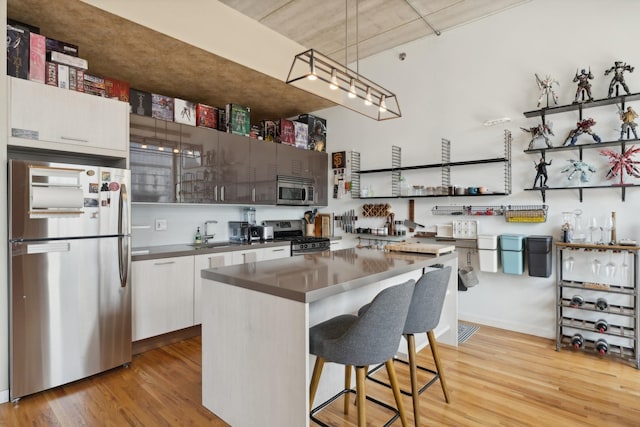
(132, 204, 309, 247)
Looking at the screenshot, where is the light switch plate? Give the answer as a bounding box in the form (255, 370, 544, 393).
(155, 219, 168, 231)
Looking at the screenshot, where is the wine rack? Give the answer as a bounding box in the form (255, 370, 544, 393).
(556, 242, 640, 368)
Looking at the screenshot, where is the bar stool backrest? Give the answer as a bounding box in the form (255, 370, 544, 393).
(403, 266, 452, 335)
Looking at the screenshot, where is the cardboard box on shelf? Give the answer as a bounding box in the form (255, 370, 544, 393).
(261, 120, 278, 142)
(57, 64, 69, 89)
(104, 77, 130, 102)
(28, 32, 45, 83)
(7, 24, 30, 79)
(152, 94, 174, 121)
(293, 121, 308, 149)
(279, 119, 295, 146)
(297, 114, 327, 152)
(46, 50, 88, 70)
(130, 88, 152, 116)
(45, 61, 57, 86)
(225, 103, 251, 136)
(174, 98, 196, 125)
(196, 103, 217, 129)
(45, 37, 79, 57)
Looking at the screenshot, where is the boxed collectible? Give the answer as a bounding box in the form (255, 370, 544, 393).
(75, 69, 85, 92)
(45, 61, 57, 86)
(152, 94, 174, 121)
(293, 121, 308, 149)
(69, 67, 77, 91)
(174, 98, 197, 126)
(130, 88, 152, 116)
(83, 74, 106, 96)
(279, 119, 295, 146)
(7, 24, 30, 79)
(57, 64, 69, 89)
(45, 37, 79, 57)
(225, 103, 251, 136)
(196, 103, 217, 129)
(217, 107, 226, 132)
(297, 114, 327, 152)
(261, 120, 278, 142)
(104, 77, 130, 102)
(46, 50, 88, 70)
(29, 32, 45, 83)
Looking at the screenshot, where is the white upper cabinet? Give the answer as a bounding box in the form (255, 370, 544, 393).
(8, 77, 129, 159)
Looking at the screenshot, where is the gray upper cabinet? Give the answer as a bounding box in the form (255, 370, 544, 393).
(130, 114, 180, 203)
(130, 115, 326, 206)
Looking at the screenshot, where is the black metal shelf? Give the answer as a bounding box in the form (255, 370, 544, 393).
(525, 184, 640, 202)
(358, 192, 509, 200)
(358, 157, 508, 174)
(524, 138, 640, 155)
(524, 92, 640, 118)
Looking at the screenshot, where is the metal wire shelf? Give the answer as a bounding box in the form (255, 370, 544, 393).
(431, 204, 548, 222)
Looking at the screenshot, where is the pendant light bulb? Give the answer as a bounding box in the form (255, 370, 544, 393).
(348, 78, 357, 98)
(364, 87, 373, 106)
(329, 69, 338, 90)
(379, 95, 387, 113)
(307, 56, 317, 81)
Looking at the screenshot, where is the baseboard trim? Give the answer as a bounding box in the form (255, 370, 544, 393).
(133, 325, 201, 355)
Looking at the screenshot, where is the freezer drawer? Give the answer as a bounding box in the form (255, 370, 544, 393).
(9, 237, 131, 400)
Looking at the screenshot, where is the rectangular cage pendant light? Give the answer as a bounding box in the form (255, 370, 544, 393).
(286, 49, 401, 121)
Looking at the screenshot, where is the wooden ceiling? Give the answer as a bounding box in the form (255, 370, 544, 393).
(7, 0, 528, 123)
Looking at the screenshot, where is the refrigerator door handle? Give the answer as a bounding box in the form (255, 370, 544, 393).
(118, 183, 130, 287)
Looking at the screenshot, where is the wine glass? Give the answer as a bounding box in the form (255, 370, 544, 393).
(621, 251, 630, 285)
(591, 256, 602, 280)
(588, 216, 599, 243)
(605, 252, 616, 280)
(564, 255, 575, 274)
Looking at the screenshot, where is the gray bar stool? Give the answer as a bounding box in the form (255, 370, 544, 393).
(360, 266, 452, 426)
(308, 279, 414, 427)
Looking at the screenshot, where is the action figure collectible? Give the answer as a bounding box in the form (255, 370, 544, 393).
(618, 105, 639, 140)
(521, 122, 554, 149)
(535, 73, 559, 108)
(560, 159, 596, 182)
(605, 61, 634, 98)
(572, 68, 594, 103)
(563, 117, 602, 146)
(600, 145, 640, 185)
(533, 157, 552, 188)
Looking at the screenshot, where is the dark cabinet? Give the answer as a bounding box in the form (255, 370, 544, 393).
(130, 115, 327, 206)
(250, 139, 277, 204)
(130, 114, 181, 203)
(180, 125, 219, 203)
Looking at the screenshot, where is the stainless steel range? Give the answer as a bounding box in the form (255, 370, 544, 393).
(263, 219, 331, 255)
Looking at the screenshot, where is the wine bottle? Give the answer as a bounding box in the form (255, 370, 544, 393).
(595, 297, 608, 311)
(595, 318, 608, 333)
(571, 333, 584, 349)
(595, 338, 608, 355)
(570, 295, 584, 307)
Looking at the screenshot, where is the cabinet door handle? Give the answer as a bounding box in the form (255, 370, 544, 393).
(252, 188, 256, 202)
(214, 185, 218, 202)
(272, 248, 285, 252)
(221, 186, 225, 201)
(154, 261, 175, 266)
(60, 136, 89, 143)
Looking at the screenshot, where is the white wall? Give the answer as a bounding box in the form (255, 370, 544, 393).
(321, 0, 640, 338)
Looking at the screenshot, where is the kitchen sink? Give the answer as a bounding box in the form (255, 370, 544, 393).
(188, 242, 231, 249)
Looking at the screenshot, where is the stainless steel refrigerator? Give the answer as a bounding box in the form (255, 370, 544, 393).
(8, 159, 131, 401)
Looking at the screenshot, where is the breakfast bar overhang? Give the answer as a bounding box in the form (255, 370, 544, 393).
(200, 248, 458, 427)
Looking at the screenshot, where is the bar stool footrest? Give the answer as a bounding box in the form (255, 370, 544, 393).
(310, 388, 399, 427)
(367, 358, 440, 396)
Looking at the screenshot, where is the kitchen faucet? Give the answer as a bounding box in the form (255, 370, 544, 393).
(203, 220, 218, 243)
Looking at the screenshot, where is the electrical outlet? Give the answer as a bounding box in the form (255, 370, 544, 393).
(155, 219, 168, 231)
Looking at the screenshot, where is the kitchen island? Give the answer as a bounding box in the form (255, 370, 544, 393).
(200, 247, 458, 427)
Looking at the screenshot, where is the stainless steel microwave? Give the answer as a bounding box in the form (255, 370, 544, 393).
(276, 176, 315, 206)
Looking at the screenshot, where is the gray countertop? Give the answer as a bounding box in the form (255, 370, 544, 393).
(131, 240, 291, 261)
(201, 247, 457, 303)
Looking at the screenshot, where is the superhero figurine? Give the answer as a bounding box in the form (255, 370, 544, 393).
(573, 68, 594, 103)
(619, 106, 639, 140)
(563, 118, 602, 146)
(533, 157, 552, 188)
(535, 74, 559, 108)
(605, 61, 634, 98)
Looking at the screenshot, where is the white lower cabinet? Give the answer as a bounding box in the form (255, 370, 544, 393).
(193, 252, 234, 325)
(133, 245, 292, 339)
(132, 256, 195, 341)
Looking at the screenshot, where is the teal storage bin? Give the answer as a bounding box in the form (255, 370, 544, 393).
(500, 234, 526, 275)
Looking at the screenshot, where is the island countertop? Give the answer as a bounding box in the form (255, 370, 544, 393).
(201, 247, 457, 303)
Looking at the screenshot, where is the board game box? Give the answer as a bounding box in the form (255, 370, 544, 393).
(196, 104, 217, 129)
(105, 77, 130, 102)
(225, 103, 251, 136)
(28, 32, 45, 83)
(152, 94, 174, 121)
(279, 119, 295, 146)
(297, 114, 327, 152)
(130, 88, 152, 116)
(174, 98, 196, 126)
(7, 24, 30, 79)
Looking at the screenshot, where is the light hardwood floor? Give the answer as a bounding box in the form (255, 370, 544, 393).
(1, 324, 639, 426)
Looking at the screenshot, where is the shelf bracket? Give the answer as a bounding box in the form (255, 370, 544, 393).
(540, 188, 546, 202)
(622, 186, 626, 202)
(579, 188, 583, 202)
